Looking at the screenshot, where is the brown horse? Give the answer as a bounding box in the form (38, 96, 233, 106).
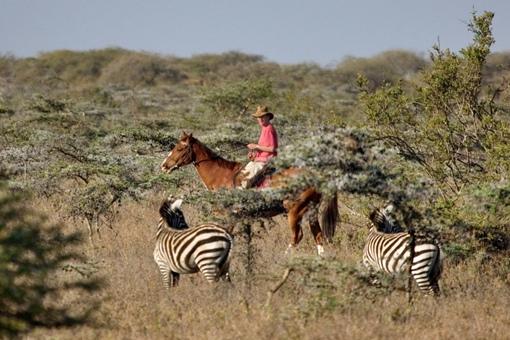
(160, 132, 339, 256)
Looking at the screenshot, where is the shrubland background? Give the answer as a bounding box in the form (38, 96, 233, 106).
(1, 12, 509, 340)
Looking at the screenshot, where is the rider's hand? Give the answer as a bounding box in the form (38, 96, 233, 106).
(247, 144, 258, 150)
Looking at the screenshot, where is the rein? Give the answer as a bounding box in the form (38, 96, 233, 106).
(190, 142, 246, 188)
(191, 143, 246, 166)
(167, 140, 246, 187)
(192, 155, 220, 166)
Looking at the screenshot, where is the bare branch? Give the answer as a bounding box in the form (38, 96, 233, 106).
(265, 268, 293, 308)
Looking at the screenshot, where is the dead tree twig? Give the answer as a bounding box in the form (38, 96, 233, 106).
(265, 267, 293, 308)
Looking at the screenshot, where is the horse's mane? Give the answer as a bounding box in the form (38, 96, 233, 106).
(193, 138, 242, 170)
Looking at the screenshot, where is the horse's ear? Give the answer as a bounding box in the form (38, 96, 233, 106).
(180, 131, 191, 145)
(180, 131, 194, 140)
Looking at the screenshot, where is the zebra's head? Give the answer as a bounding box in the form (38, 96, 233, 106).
(369, 204, 401, 233)
(159, 197, 189, 230)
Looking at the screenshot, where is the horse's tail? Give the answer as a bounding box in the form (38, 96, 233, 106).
(320, 190, 338, 243)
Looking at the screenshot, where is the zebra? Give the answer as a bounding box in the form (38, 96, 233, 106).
(348, 204, 443, 296)
(369, 204, 404, 233)
(153, 197, 234, 289)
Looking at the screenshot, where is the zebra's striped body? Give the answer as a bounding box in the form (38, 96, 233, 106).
(154, 199, 233, 288)
(363, 206, 442, 295)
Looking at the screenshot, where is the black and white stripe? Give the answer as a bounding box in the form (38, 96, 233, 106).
(369, 204, 404, 233)
(363, 205, 442, 295)
(153, 198, 234, 288)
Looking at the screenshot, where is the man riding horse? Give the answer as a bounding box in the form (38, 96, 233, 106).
(242, 105, 278, 189)
(159, 105, 338, 256)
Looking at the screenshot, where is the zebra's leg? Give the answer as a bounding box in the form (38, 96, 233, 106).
(410, 266, 441, 296)
(199, 263, 221, 283)
(157, 263, 172, 289)
(218, 252, 232, 282)
(362, 257, 381, 286)
(221, 271, 232, 282)
(429, 249, 443, 297)
(170, 271, 180, 287)
(411, 254, 442, 295)
(430, 281, 441, 297)
(220, 263, 232, 282)
(427, 270, 442, 297)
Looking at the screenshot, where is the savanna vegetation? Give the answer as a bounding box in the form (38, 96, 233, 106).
(0, 11, 509, 339)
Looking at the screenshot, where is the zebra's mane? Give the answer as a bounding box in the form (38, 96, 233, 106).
(159, 199, 189, 230)
(369, 204, 403, 233)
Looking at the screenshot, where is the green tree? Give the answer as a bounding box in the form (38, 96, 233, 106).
(200, 79, 274, 116)
(357, 11, 510, 256)
(359, 11, 510, 196)
(0, 179, 100, 337)
(336, 49, 426, 91)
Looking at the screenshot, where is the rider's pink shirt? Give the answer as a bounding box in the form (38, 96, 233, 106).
(255, 123, 278, 162)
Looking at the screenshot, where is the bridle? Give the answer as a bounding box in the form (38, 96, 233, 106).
(172, 142, 195, 170)
(163, 139, 246, 174)
(164, 141, 219, 171)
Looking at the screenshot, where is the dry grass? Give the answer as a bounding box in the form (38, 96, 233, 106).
(27, 196, 510, 340)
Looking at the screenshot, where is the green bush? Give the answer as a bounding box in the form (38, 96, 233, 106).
(336, 49, 427, 90)
(356, 11, 510, 257)
(99, 52, 187, 86)
(359, 11, 510, 196)
(200, 78, 274, 116)
(0, 180, 100, 337)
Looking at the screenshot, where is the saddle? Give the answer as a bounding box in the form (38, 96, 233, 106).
(251, 165, 276, 189)
(234, 164, 276, 189)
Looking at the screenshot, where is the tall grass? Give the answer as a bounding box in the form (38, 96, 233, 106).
(29, 196, 510, 340)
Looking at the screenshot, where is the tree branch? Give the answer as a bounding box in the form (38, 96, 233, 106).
(265, 267, 293, 308)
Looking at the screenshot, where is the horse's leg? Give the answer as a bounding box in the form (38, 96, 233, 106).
(285, 188, 320, 253)
(307, 201, 325, 256)
(286, 206, 305, 253)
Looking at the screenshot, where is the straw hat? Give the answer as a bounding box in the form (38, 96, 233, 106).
(252, 105, 274, 119)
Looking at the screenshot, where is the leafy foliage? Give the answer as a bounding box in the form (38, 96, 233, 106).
(336, 50, 427, 91)
(359, 11, 510, 195)
(0, 180, 100, 337)
(200, 78, 274, 116)
(0, 11, 510, 338)
(357, 11, 510, 256)
(0, 109, 179, 236)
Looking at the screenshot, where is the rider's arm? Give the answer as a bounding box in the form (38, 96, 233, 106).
(254, 145, 276, 152)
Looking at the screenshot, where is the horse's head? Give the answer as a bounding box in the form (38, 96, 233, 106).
(160, 132, 195, 173)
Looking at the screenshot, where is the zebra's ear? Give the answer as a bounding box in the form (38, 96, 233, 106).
(383, 203, 395, 214)
(171, 199, 183, 211)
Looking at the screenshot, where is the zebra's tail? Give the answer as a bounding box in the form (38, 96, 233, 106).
(220, 231, 235, 279)
(429, 244, 444, 296)
(320, 190, 339, 243)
